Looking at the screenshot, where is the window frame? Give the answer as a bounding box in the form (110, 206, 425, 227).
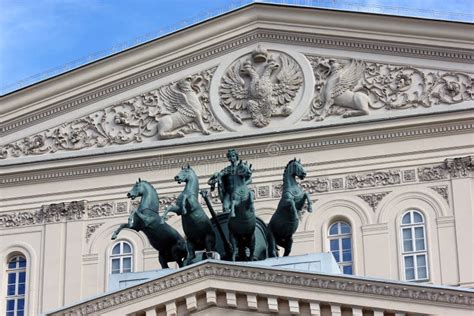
(109, 240, 134, 275)
(328, 221, 353, 275)
(5, 255, 27, 316)
(400, 210, 430, 282)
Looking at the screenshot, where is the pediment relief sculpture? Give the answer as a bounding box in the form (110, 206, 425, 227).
(219, 46, 303, 127)
(0, 68, 223, 159)
(304, 55, 473, 121)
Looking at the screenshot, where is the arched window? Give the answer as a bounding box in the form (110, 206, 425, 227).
(110, 241, 133, 274)
(400, 210, 429, 281)
(6, 255, 27, 316)
(328, 221, 353, 275)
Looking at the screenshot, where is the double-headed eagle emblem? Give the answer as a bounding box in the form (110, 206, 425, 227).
(220, 46, 303, 127)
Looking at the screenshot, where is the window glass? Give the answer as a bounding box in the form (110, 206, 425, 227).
(6, 255, 27, 315)
(110, 241, 134, 274)
(328, 221, 353, 275)
(401, 210, 429, 282)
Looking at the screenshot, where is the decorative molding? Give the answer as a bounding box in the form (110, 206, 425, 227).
(272, 178, 329, 198)
(0, 201, 86, 228)
(403, 170, 416, 183)
(0, 198, 182, 228)
(346, 170, 401, 189)
(256, 185, 270, 199)
(85, 223, 104, 243)
(116, 202, 128, 214)
(304, 55, 473, 122)
(87, 202, 114, 218)
(2, 28, 472, 138)
(429, 186, 449, 204)
(1, 120, 473, 186)
(331, 178, 343, 190)
(0, 68, 222, 159)
(50, 261, 474, 315)
(418, 165, 448, 181)
(357, 191, 391, 212)
(443, 156, 473, 178)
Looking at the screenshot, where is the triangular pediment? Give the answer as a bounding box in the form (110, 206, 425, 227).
(45, 260, 474, 316)
(1, 4, 473, 166)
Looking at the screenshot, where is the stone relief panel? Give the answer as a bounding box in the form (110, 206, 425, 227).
(0, 68, 223, 159)
(219, 46, 303, 127)
(0, 201, 86, 228)
(346, 170, 401, 189)
(304, 55, 474, 121)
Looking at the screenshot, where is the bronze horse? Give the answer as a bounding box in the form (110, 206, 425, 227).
(226, 160, 257, 261)
(268, 159, 313, 256)
(112, 179, 187, 268)
(163, 165, 216, 265)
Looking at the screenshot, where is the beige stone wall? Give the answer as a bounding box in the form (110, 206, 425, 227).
(1, 4, 473, 315)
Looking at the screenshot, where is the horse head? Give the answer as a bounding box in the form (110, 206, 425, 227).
(287, 158, 306, 180)
(175, 164, 195, 184)
(127, 178, 145, 200)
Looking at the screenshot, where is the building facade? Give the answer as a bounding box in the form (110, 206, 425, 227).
(1, 3, 473, 315)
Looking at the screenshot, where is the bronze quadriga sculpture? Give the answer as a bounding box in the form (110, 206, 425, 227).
(111, 150, 314, 269)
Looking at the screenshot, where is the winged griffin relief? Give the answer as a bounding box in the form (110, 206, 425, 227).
(305, 55, 473, 121)
(220, 46, 303, 127)
(0, 68, 223, 159)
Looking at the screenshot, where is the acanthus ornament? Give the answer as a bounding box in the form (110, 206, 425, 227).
(0, 201, 86, 228)
(346, 171, 401, 189)
(429, 186, 449, 204)
(418, 166, 448, 181)
(444, 156, 473, 178)
(0, 68, 223, 160)
(304, 55, 473, 121)
(357, 191, 391, 212)
(86, 223, 104, 242)
(220, 46, 303, 127)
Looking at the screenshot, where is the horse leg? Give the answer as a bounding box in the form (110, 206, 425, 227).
(304, 192, 313, 213)
(159, 254, 169, 269)
(266, 229, 278, 258)
(229, 233, 237, 261)
(206, 231, 217, 252)
(283, 237, 294, 257)
(184, 241, 196, 266)
(111, 223, 128, 240)
(248, 233, 256, 261)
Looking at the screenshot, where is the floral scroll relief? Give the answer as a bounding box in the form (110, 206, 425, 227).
(0, 68, 223, 159)
(304, 55, 473, 121)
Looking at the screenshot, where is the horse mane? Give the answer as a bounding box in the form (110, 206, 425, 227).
(283, 159, 296, 175)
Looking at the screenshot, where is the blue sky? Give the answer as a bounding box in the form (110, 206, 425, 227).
(1, 0, 473, 95)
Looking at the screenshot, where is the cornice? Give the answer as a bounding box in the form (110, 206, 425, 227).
(1, 26, 473, 137)
(1, 119, 472, 186)
(48, 261, 474, 315)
